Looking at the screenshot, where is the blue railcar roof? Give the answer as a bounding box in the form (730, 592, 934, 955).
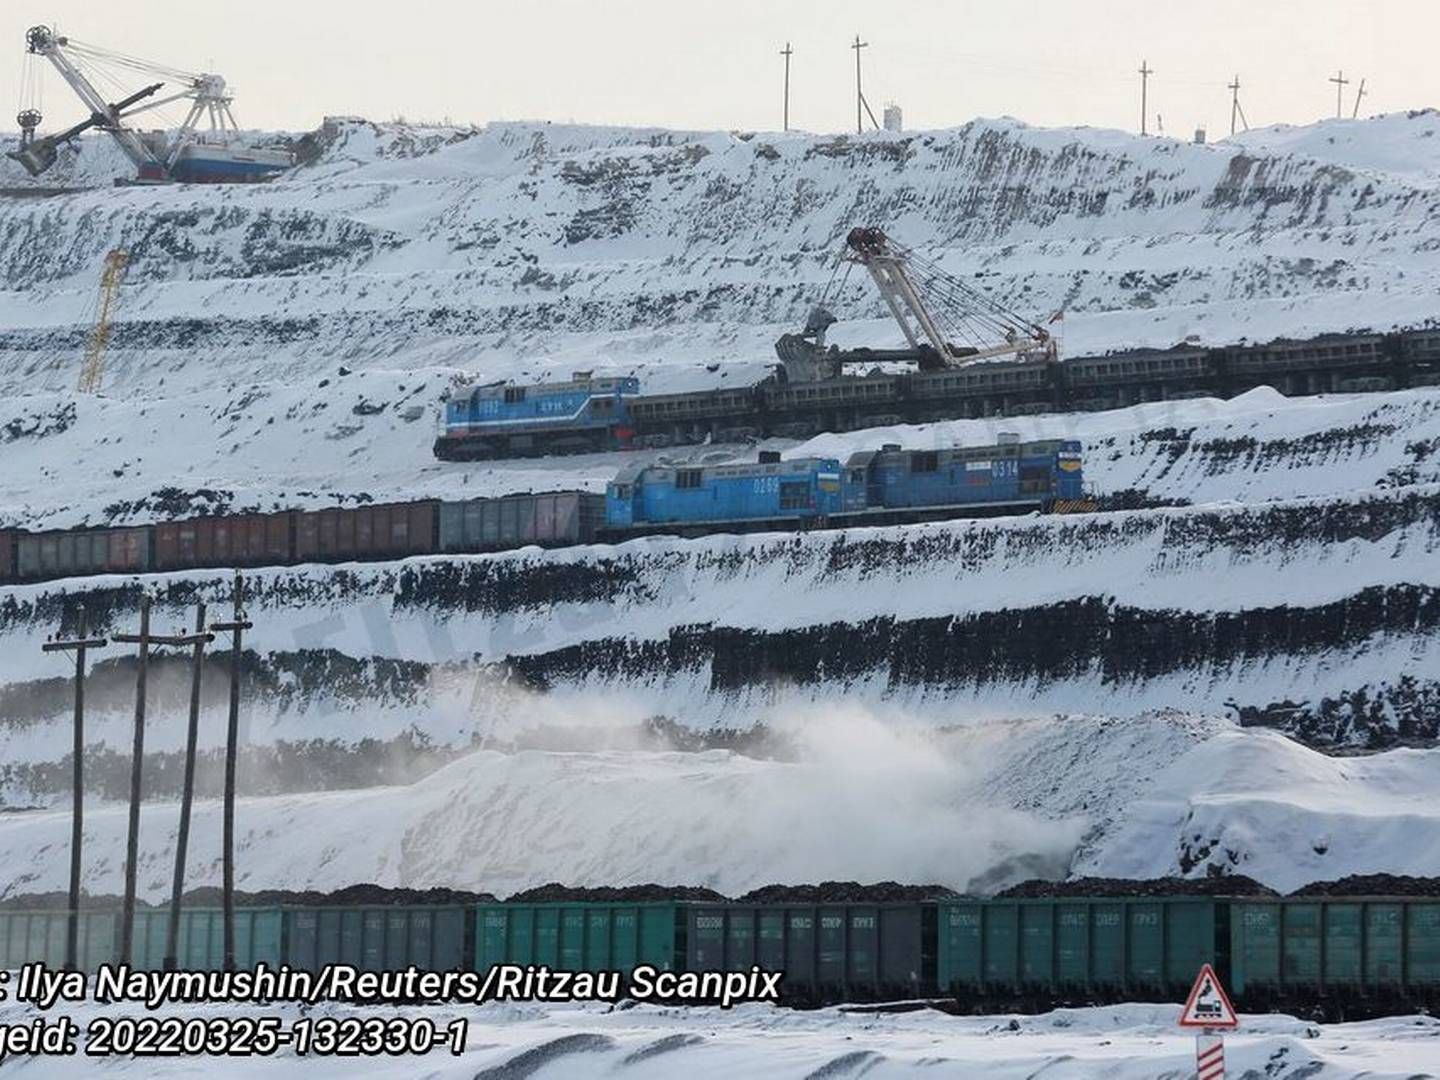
(616, 455, 843, 488)
(844, 439, 1079, 469)
(469, 374, 639, 400)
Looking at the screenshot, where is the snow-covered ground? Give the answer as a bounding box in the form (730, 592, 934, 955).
(0, 711, 1435, 900)
(0, 997, 1436, 1079)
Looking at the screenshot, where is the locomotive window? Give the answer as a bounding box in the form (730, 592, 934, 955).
(676, 469, 703, 489)
(592, 398, 613, 413)
(850, 470, 865, 483)
(779, 481, 811, 510)
(1019, 464, 1050, 493)
(614, 485, 632, 499)
(504, 387, 527, 404)
(910, 452, 938, 473)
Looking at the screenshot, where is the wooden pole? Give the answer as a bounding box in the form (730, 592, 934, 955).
(210, 571, 251, 970)
(113, 598, 214, 966)
(41, 610, 108, 971)
(163, 604, 213, 970)
(781, 42, 792, 132)
(115, 596, 151, 964)
(1139, 60, 1153, 135)
(853, 36, 867, 135)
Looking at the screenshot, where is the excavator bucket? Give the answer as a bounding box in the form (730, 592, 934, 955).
(6, 139, 57, 176)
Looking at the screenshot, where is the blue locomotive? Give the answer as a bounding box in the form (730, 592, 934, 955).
(840, 437, 1085, 515)
(435, 372, 641, 460)
(605, 437, 1088, 534)
(607, 451, 845, 531)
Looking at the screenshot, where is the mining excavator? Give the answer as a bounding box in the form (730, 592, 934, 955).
(774, 226, 1058, 382)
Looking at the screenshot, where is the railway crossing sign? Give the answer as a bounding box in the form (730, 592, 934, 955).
(1178, 963, 1239, 1028)
(1180, 965, 1237, 1078)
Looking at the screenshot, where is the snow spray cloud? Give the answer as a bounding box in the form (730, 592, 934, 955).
(711, 700, 1087, 893)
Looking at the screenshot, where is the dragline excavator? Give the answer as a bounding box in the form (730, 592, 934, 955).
(773, 226, 1058, 383)
(9, 25, 291, 184)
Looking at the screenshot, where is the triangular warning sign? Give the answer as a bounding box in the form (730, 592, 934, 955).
(1178, 963, 1239, 1029)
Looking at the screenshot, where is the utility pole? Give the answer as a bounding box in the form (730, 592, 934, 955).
(853, 36, 867, 134)
(113, 596, 214, 964)
(1227, 75, 1249, 135)
(163, 603, 214, 971)
(210, 571, 252, 971)
(111, 595, 152, 964)
(1329, 69, 1349, 118)
(1138, 60, 1153, 135)
(851, 36, 879, 134)
(780, 42, 793, 132)
(1352, 77, 1367, 119)
(41, 610, 108, 972)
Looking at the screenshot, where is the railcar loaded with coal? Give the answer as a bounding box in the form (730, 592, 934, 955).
(432, 227, 1440, 462)
(2, 884, 1436, 1019)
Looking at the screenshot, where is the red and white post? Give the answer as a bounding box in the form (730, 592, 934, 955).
(1196, 1032, 1225, 1079)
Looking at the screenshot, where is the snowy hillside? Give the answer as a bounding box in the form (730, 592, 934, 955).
(1, 709, 1437, 902)
(4, 113, 1440, 900)
(4, 111, 1440, 408)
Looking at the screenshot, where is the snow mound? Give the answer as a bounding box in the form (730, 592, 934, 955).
(1086, 729, 1440, 889)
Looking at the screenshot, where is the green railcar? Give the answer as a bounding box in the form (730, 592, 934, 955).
(474, 903, 685, 974)
(685, 903, 936, 1000)
(0, 910, 117, 970)
(130, 908, 283, 971)
(1229, 898, 1440, 997)
(285, 906, 469, 972)
(938, 897, 1229, 998)
(0, 908, 280, 972)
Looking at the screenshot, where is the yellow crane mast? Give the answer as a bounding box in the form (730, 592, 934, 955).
(77, 249, 128, 394)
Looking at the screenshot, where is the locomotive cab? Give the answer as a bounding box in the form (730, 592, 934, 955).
(1055, 440, 1084, 499)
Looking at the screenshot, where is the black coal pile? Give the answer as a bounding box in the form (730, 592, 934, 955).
(0, 884, 499, 911)
(996, 876, 1278, 899)
(185, 884, 500, 907)
(736, 882, 961, 904)
(0, 891, 82, 911)
(1290, 874, 1440, 897)
(504, 883, 728, 903)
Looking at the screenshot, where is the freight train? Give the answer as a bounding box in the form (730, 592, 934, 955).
(0, 439, 1088, 587)
(433, 328, 1440, 461)
(3, 892, 1436, 1018)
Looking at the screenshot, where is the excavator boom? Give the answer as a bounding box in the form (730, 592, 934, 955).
(773, 226, 1057, 383)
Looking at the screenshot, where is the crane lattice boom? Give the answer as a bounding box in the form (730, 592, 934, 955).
(842, 227, 1056, 367)
(77, 250, 129, 395)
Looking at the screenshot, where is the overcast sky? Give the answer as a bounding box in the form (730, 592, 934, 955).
(5, 1, 1431, 138)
